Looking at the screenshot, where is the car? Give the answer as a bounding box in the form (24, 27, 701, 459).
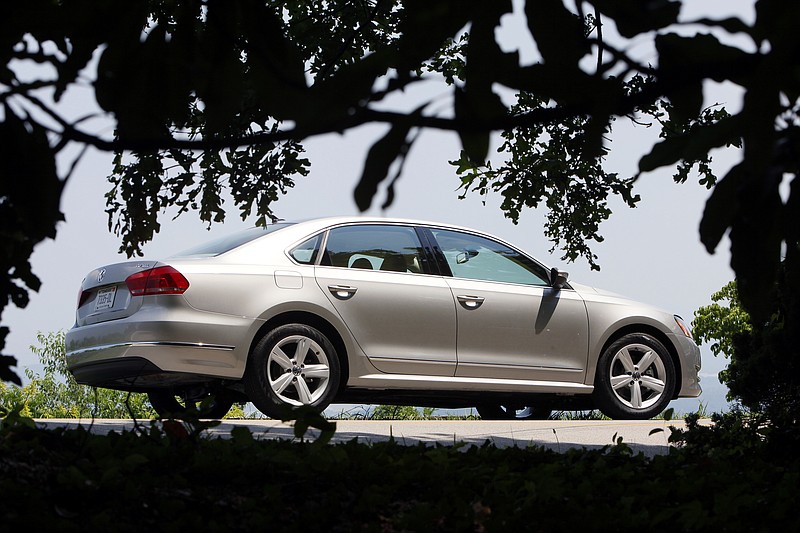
(65, 216, 701, 420)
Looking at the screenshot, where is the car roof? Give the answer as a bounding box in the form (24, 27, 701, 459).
(285, 215, 482, 235)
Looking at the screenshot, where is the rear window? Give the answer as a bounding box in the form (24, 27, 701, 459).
(171, 223, 294, 258)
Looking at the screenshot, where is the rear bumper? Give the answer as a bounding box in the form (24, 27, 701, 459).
(70, 355, 228, 392)
(70, 357, 164, 391)
(65, 304, 254, 384)
(66, 333, 243, 386)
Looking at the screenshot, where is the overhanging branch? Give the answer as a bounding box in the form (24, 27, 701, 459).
(21, 75, 676, 155)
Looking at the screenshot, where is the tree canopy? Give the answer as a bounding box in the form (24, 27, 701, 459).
(2, 0, 799, 385)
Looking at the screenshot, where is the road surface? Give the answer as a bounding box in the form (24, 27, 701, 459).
(35, 418, 711, 457)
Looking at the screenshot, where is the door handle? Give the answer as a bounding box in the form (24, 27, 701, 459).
(328, 285, 358, 300)
(457, 295, 485, 310)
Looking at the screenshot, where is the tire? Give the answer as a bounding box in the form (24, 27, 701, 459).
(593, 333, 675, 420)
(476, 404, 552, 420)
(148, 389, 234, 419)
(244, 324, 340, 419)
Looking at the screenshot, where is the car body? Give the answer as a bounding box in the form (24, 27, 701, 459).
(65, 216, 701, 419)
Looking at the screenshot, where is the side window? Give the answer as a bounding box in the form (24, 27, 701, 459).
(322, 225, 425, 273)
(430, 229, 550, 286)
(289, 234, 322, 264)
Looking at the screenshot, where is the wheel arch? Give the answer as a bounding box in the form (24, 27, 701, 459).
(248, 311, 350, 394)
(595, 324, 682, 399)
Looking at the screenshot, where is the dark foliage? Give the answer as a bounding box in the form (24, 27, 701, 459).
(1, 416, 798, 531)
(721, 257, 800, 443)
(692, 266, 800, 437)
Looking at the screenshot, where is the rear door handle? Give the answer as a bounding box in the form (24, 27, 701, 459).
(457, 295, 485, 310)
(328, 285, 358, 300)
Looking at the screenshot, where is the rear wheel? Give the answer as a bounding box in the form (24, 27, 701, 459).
(244, 324, 340, 419)
(148, 389, 234, 419)
(476, 404, 552, 420)
(593, 333, 675, 420)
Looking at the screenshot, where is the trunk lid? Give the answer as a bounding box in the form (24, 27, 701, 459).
(75, 261, 158, 326)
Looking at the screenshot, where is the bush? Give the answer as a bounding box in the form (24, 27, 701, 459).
(693, 266, 800, 448)
(370, 405, 435, 420)
(0, 332, 156, 419)
(1, 415, 798, 531)
(0, 332, 249, 419)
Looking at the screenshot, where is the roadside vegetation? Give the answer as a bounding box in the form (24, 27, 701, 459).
(2, 401, 798, 530)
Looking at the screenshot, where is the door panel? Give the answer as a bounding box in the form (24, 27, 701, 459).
(316, 267, 456, 375)
(425, 227, 589, 382)
(314, 224, 456, 376)
(447, 279, 589, 381)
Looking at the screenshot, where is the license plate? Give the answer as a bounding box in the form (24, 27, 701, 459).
(94, 286, 117, 311)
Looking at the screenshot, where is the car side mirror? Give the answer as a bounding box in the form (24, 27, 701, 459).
(550, 267, 569, 290)
(456, 249, 479, 264)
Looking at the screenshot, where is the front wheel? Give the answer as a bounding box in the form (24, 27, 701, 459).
(593, 333, 675, 420)
(476, 405, 552, 420)
(244, 324, 340, 419)
(148, 389, 234, 419)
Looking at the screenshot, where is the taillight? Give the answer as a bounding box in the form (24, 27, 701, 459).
(126, 266, 189, 296)
(77, 289, 92, 308)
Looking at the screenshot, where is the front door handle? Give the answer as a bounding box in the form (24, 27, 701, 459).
(328, 285, 358, 300)
(457, 295, 485, 310)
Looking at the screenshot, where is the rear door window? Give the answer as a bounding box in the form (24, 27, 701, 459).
(322, 225, 427, 273)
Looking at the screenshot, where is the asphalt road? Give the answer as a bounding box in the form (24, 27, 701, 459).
(35, 418, 710, 457)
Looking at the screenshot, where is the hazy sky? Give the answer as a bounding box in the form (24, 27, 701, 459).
(5, 1, 757, 414)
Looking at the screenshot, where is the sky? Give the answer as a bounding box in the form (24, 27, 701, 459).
(4, 1, 757, 415)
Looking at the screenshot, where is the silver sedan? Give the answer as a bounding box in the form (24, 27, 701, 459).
(65, 217, 701, 420)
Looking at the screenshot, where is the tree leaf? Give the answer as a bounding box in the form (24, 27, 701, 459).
(525, 0, 589, 66)
(656, 33, 755, 85)
(689, 17, 754, 36)
(639, 116, 741, 174)
(728, 170, 784, 324)
(699, 163, 744, 254)
(454, 84, 506, 165)
(354, 107, 424, 211)
(592, 0, 680, 38)
(396, 0, 477, 73)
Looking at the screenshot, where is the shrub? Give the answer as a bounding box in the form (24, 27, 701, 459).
(0, 332, 156, 418)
